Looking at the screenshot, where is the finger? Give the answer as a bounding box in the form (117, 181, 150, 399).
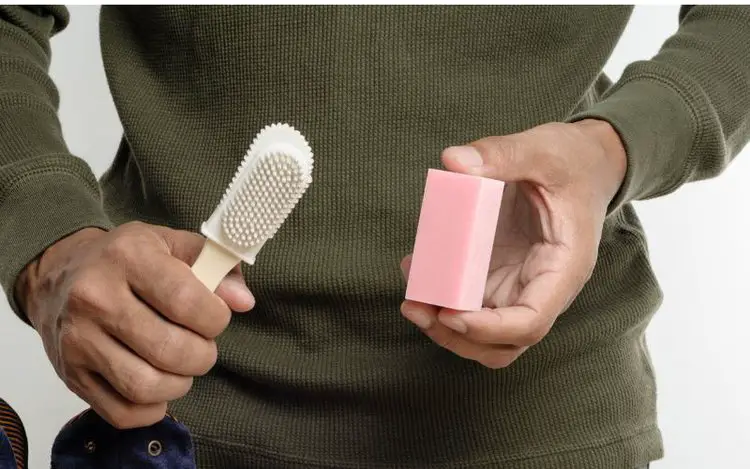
(441, 135, 540, 182)
(147, 225, 208, 265)
(215, 265, 255, 312)
(150, 225, 254, 315)
(81, 324, 193, 405)
(125, 249, 232, 339)
(444, 240, 590, 346)
(74, 371, 168, 430)
(401, 301, 525, 368)
(98, 290, 218, 376)
(439, 266, 583, 347)
(400, 255, 412, 281)
(422, 321, 526, 369)
(400, 299, 438, 330)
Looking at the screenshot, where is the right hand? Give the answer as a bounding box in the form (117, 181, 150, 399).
(15, 221, 255, 429)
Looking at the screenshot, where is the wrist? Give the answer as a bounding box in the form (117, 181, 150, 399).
(14, 227, 106, 326)
(573, 118, 627, 203)
(14, 260, 37, 325)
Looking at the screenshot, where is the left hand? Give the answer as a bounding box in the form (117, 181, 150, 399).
(400, 120, 627, 369)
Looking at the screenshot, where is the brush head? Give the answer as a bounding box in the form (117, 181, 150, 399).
(221, 151, 310, 249)
(201, 123, 313, 264)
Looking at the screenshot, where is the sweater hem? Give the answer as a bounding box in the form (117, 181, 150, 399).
(192, 424, 663, 469)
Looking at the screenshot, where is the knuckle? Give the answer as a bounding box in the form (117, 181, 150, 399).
(121, 220, 146, 230)
(441, 337, 457, 350)
(150, 327, 179, 368)
(501, 137, 522, 160)
(166, 283, 198, 317)
(58, 317, 83, 353)
(173, 377, 194, 399)
(519, 329, 545, 347)
(58, 357, 84, 385)
(432, 332, 457, 351)
(66, 273, 100, 313)
(195, 341, 218, 375)
(120, 222, 161, 247)
(61, 370, 85, 395)
(478, 138, 516, 167)
(104, 234, 136, 261)
(206, 306, 231, 338)
(122, 366, 160, 404)
(108, 304, 136, 341)
(518, 318, 550, 346)
(119, 222, 165, 250)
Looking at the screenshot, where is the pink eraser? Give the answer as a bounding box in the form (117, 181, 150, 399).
(405, 169, 504, 311)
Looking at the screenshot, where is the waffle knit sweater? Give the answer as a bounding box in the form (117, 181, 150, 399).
(1, 5, 749, 469)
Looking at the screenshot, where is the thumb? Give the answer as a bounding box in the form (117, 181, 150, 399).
(441, 135, 539, 183)
(215, 265, 255, 313)
(150, 224, 255, 311)
(148, 224, 207, 265)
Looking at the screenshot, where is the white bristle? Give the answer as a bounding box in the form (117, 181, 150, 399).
(220, 151, 310, 249)
(200, 123, 314, 265)
(218, 123, 313, 207)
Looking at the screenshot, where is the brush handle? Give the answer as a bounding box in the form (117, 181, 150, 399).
(191, 238, 241, 292)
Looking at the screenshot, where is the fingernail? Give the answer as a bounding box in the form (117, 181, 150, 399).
(447, 146, 484, 168)
(402, 307, 434, 329)
(439, 314, 468, 334)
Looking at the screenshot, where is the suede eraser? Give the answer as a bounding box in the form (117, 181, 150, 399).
(405, 169, 504, 311)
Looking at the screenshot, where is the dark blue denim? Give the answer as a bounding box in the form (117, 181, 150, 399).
(0, 406, 196, 469)
(0, 428, 16, 469)
(51, 410, 196, 469)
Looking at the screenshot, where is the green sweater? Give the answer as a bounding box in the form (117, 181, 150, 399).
(1, 5, 748, 468)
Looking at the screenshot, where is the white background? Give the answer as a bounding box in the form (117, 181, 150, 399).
(1, 5, 748, 468)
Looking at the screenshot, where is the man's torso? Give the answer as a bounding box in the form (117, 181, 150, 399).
(96, 6, 662, 468)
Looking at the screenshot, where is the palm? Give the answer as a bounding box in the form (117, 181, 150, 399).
(483, 181, 568, 310)
(401, 122, 623, 368)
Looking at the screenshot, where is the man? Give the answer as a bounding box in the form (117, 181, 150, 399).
(1, 5, 747, 469)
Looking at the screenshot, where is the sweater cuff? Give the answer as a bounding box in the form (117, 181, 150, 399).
(0, 171, 114, 325)
(568, 74, 698, 214)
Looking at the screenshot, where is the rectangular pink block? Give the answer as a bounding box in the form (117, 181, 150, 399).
(405, 169, 504, 311)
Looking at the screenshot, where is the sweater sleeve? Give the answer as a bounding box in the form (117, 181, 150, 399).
(569, 5, 750, 214)
(0, 6, 114, 322)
